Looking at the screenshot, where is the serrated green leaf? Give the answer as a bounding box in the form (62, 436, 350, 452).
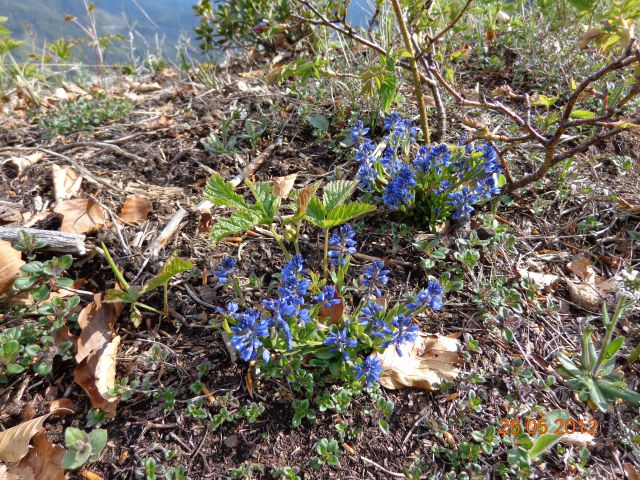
(305, 195, 326, 227)
(323, 202, 376, 227)
(246, 180, 280, 222)
(290, 183, 320, 222)
(142, 256, 193, 294)
(323, 180, 356, 212)
(204, 172, 248, 210)
(104, 287, 140, 304)
(211, 210, 261, 242)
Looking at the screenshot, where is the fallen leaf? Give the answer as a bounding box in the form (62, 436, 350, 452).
(51, 164, 82, 202)
(496, 10, 510, 24)
(6, 431, 66, 480)
(74, 335, 121, 415)
(273, 173, 298, 198)
(379, 333, 462, 390)
(0, 409, 72, 463)
(141, 115, 175, 130)
(130, 81, 162, 93)
(623, 463, 640, 480)
(517, 268, 560, 288)
(3, 152, 44, 176)
(579, 27, 605, 49)
(49, 399, 75, 413)
(0, 240, 25, 295)
(318, 291, 344, 325)
(80, 470, 105, 480)
(53, 198, 108, 234)
(76, 293, 123, 364)
(196, 207, 212, 235)
(20, 401, 36, 421)
(558, 432, 594, 447)
(118, 195, 152, 224)
(568, 257, 596, 283)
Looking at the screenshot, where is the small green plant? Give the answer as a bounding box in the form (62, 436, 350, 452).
(165, 465, 190, 480)
(271, 466, 301, 480)
(40, 94, 134, 135)
(61, 427, 107, 469)
(556, 298, 640, 412)
(141, 457, 157, 480)
(0, 233, 78, 381)
(310, 438, 342, 470)
(203, 110, 240, 154)
(101, 244, 193, 326)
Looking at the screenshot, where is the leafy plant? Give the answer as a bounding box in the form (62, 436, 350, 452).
(39, 94, 134, 135)
(203, 109, 240, 154)
(310, 438, 342, 469)
(556, 298, 640, 412)
(101, 244, 193, 326)
(61, 427, 107, 469)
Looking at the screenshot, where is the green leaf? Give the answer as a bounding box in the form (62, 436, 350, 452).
(556, 352, 582, 378)
(323, 202, 376, 227)
(211, 210, 261, 243)
(568, 0, 596, 10)
(246, 180, 280, 222)
(379, 73, 397, 113)
(65, 427, 88, 449)
(104, 287, 140, 304)
(585, 377, 609, 412)
(323, 180, 356, 212)
(142, 256, 193, 294)
(14, 276, 38, 291)
(307, 114, 329, 131)
(6, 364, 25, 374)
(305, 195, 326, 227)
(570, 109, 595, 119)
(602, 336, 625, 363)
(203, 172, 248, 210)
(529, 433, 560, 459)
(598, 380, 640, 405)
(88, 429, 107, 461)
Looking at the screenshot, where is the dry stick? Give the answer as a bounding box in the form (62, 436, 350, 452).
(35, 147, 118, 190)
(147, 206, 188, 258)
(412, 37, 446, 141)
(0, 227, 86, 255)
(360, 456, 405, 478)
(230, 136, 283, 187)
(56, 141, 148, 164)
(390, 0, 430, 143)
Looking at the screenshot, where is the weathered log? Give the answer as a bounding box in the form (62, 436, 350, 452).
(0, 227, 86, 255)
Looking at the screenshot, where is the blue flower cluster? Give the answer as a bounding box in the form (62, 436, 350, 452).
(349, 114, 504, 222)
(215, 256, 236, 285)
(362, 260, 390, 297)
(406, 279, 444, 311)
(328, 224, 357, 265)
(354, 354, 383, 387)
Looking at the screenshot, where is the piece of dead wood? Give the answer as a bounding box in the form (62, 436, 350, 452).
(147, 207, 187, 257)
(230, 137, 283, 187)
(56, 142, 147, 164)
(1, 151, 45, 176)
(0, 227, 86, 255)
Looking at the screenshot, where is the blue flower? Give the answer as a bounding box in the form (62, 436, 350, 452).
(480, 143, 502, 174)
(414, 144, 450, 174)
(328, 224, 357, 265)
(324, 327, 358, 362)
(230, 309, 271, 362)
(475, 176, 502, 200)
(215, 256, 236, 285)
(381, 313, 419, 356)
(362, 260, 390, 297)
(381, 146, 396, 169)
(356, 163, 378, 190)
(383, 161, 416, 209)
(314, 285, 341, 308)
(353, 354, 383, 387)
(384, 114, 418, 143)
(358, 301, 385, 334)
(406, 279, 444, 311)
(350, 120, 370, 143)
(279, 254, 310, 298)
(447, 187, 479, 220)
(217, 301, 239, 316)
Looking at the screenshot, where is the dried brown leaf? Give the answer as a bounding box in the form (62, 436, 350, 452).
(0, 240, 24, 295)
(623, 463, 640, 480)
(568, 257, 596, 283)
(51, 164, 82, 202)
(118, 195, 152, 224)
(379, 333, 462, 390)
(517, 268, 560, 288)
(0, 409, 71, 463)
(6, 431, 66, 480)
(318, 292, 344, 325)
(579, 27, 605, 49)
(79, 470, 105, 480)
(141, 115, 175, 130)
(76, 293, 123, 364)
(74, 335, 120, 416)
(273, 173, 298, 199)
(53, 198, 108, 234)
(49, 399, 75, 413)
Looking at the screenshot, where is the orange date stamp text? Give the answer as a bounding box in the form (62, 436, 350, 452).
(498, 418, 598, 435)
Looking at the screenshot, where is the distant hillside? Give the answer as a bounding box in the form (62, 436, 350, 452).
(0, 0, 198, 62)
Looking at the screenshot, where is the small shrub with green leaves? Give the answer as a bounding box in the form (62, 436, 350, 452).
(61, 427, 107, 470)
(0, 233, 78, 382)
(40, 94, 134, 135)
